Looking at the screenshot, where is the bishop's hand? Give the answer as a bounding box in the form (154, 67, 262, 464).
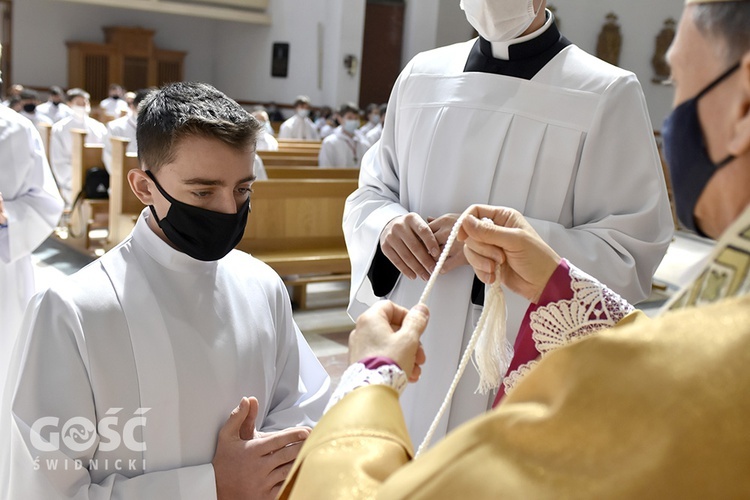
(380, 213, 440, 281)
(213, 397, 310, 500)
(349, 301, 429, 383)
(458, 205, 561, 304)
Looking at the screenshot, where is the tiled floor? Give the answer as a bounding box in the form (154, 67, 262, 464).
(31, 230, 715, 385)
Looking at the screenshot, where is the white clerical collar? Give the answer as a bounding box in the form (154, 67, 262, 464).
(489, 9, 554, 60)
(133, 208, 219, 273)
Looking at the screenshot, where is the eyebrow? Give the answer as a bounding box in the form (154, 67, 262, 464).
(181, 175, 256, 186)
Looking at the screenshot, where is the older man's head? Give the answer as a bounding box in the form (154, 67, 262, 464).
(665, 0, 750, 238)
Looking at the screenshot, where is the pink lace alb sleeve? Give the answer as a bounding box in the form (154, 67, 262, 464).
(493, 259, 634, 406)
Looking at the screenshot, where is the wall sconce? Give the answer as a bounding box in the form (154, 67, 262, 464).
(343, 54, 358, 77)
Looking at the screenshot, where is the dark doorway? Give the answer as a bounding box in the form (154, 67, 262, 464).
(359, 0, 404, 109)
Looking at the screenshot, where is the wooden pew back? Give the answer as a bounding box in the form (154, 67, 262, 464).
(237, 179, 357, 276)
(265, 167, 359, 179)
(71, 129, 105, 198)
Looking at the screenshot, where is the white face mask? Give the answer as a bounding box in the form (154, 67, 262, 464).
(297, 108, 310, 118)
(460, 0, 538, 42)
(343, 119, 359, 134)
(71, 104, 90, 121)
(369, 114, 380, 125)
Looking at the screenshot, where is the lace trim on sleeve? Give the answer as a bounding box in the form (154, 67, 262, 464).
(504, 261, 634, 394)
(324, 362, 408, 413)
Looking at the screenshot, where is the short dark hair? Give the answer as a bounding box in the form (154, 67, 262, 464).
(365, 103, 379, 114)
(136, 82, 261, 172)
(20, 89, 39, 101)
(378, 103, 387, 116)
(133, 88, 153, 110)
(49, 86, 64, 97)
(693, 3, 750, 63)
(338, 102, 360, 116)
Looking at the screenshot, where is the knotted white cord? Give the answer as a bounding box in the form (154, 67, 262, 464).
(415, 211, 508, 457)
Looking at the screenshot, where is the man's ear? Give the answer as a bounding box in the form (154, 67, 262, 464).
(729, 51, 750, 156)
(128, 169, 155, 206)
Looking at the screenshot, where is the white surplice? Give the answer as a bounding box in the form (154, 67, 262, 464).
(0, 209, 330, 499)
(318, 127, 370, 168)
(278, 115, 320, 141)
(0, 105, 64, 404)
(344, 39, 673, 445)
(50, 114, 107, 205)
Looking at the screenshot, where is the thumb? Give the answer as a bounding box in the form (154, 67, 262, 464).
(401, 304, 429, 340)
(240, 397, 259, 440)
(220, 397, 252, 440)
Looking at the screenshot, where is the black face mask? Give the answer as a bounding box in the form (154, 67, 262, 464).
(145, 170, 250, 261)
(662, 62, 739, 235)
(23, 103, 36, 113)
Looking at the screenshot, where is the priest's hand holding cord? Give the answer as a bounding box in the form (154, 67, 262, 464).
(213, 397, 311, 500)
(457, 204, 561, 303)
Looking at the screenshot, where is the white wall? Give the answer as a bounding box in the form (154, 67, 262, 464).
(13, 0, 218, 87)
(213, 0, 366, 111)
(402, 0, 685, 129)
(11, 0, 366, 111)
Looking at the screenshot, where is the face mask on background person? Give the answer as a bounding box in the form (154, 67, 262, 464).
(23, 103, 36, 113)
(369, 114, 380, 125)
(343, 119, 359, 134)
(661, 62, 740, 235)
(297, 108, 310, 118)
(460, 0, 538, 42)
(71, 104, 89, 121)
(145, 171, 250, 261)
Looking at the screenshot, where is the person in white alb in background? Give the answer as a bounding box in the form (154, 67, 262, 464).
(0, 41, 64, 408)
(343, 0, 673, 446)
(49, 88, 107, 206)
(36, 86, 73, 124)
(318, 103, 371, 168)
(365, 103, 386, 146)
(278, 96, 320, 140)
(103, 88, 151, 173)
(18, 90, 53, 130)
(99, 83, 129, 120)
(0, 82, 329, 499)
(252, 109, 279, 151)
(358, 103, 381, 136)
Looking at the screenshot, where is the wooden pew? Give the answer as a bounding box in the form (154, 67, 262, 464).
(258, 149, 320, 166)
(38, 122, 52, 163)
(108, 137, 145, 247)
(67, 130, 107, 251)
(277, 139, 322, 148)
(265, 167, 359, 180)
(237, 179, 357, 308)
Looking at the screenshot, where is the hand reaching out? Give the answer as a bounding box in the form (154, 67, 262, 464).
(348, 301, 429, 382)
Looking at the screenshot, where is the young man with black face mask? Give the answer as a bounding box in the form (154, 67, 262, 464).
(279, 0, 750, 497)
(36, 86, 73, 124)
(0, 82, 330, 500)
